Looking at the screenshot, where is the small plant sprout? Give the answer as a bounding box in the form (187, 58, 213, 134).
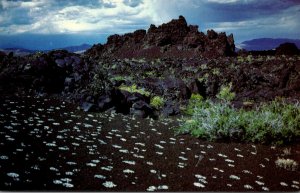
(282, 147, 291, 156)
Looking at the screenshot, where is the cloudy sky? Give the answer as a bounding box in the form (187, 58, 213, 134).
(0, 0, 299, 50)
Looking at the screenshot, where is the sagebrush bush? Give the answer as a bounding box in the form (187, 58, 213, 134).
(89, 65, 110, 96)
(216, 82, 235, 102)
(177, 99, 300, 144)
(185, 93, 203, 115)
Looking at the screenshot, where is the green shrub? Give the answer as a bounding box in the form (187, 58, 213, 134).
(145, 71, 157, 77)
(150, 96, 164, 109)
(216, 83, 235, 102)
(198, 73, 209, 83)
(185, 93, 203, 115)
(89, 65, 109, 95)
(110, 75, 132, 82)
(111, 76, 125, 81)
(118, 84, 150, 96)
(191, 93, 203, 101)
(177, 99, 300, 144)
(212, 68, 220, 75)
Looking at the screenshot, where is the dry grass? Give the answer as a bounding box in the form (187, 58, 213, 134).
(275, 157, 298, 171)
(282, 148, 292, 156)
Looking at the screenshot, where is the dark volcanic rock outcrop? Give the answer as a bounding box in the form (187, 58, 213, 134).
(276, 42, 299, 56)
(2, 16, 300, 119)
(86, 16, 235, 59)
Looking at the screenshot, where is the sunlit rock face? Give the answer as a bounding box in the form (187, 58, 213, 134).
(86, 15, 236, 59)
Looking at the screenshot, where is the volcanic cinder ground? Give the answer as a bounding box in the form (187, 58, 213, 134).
(0, 95, 299, 191)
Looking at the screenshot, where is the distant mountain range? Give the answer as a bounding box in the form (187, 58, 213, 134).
(60, 44, 92, 53)
(238, 38, 300, 51)
(2, 38, 300, 56)
(0, 47, 35, 56)
(0, 44, 92, 56)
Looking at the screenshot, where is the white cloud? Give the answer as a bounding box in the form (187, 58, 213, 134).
(0, 0, 157, 34)
(0, 0, 299, 43)
(207, 0, 239, 3)
(209, 4, 300, 41)
(206, 0, 257, 4)
(20, 0, 47, 8)
(1, 0, 20, 9)
(47, 3, 150, 33)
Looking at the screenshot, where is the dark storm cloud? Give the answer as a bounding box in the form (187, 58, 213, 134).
(173, 0, 300, 24)
(156, 0, 300, 42)
(123, 0, 141, 7)
(0, 0, 299, 50)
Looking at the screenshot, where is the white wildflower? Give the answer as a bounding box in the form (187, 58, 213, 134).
(62, 183, 74, 188)
(53, 180, 62, 184)
(218, 153, 227, 158)
(229, 175, 240, 180)
(255, 181, 265, 186)
(7, 172, 19, 178)
(158, 185, 168, 190)
(244, 184, 253, 189)
(122, 160, 136, 165)
(179, 156, 188, 161)
(101, 166, 113, 171)
(147, 186, 156, 191)
(102, 181, 117, 188)
(262, 186, 269, 191)
(154, 144, 164, 149)
(123, 169, 135, 174)
(94, 175, 106, 179)
(194, 182, 205, 188)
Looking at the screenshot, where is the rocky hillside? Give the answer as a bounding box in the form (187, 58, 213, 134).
(0, 16, 300, 119)
(86, 16, 235, 59)
(239, 38, 300, 51)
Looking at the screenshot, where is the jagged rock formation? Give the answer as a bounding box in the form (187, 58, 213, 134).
(86, 16, 235, 58)
(2, 16, 300, 118)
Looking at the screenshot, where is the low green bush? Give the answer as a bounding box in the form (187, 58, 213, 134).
(150, 96, 164, 109)
(177, 99, 300, 144)
(89, 65, 109, 96)
(216, 83, 235, 102)
(185, 93, 203, 115)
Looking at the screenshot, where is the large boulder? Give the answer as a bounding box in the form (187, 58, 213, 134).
(55, 59, 66, 68)
(126, 92, 150, 106)
(81, 101, 98, 112)
(111, 89, 130, 114)
(97, 93, 114, 111)
(161, 77, 191, 100)
(162, 100, 180, 116)
(0, 51, 6, 61)
(130, 100, 154, 118)
(188, 79, 207, 98)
